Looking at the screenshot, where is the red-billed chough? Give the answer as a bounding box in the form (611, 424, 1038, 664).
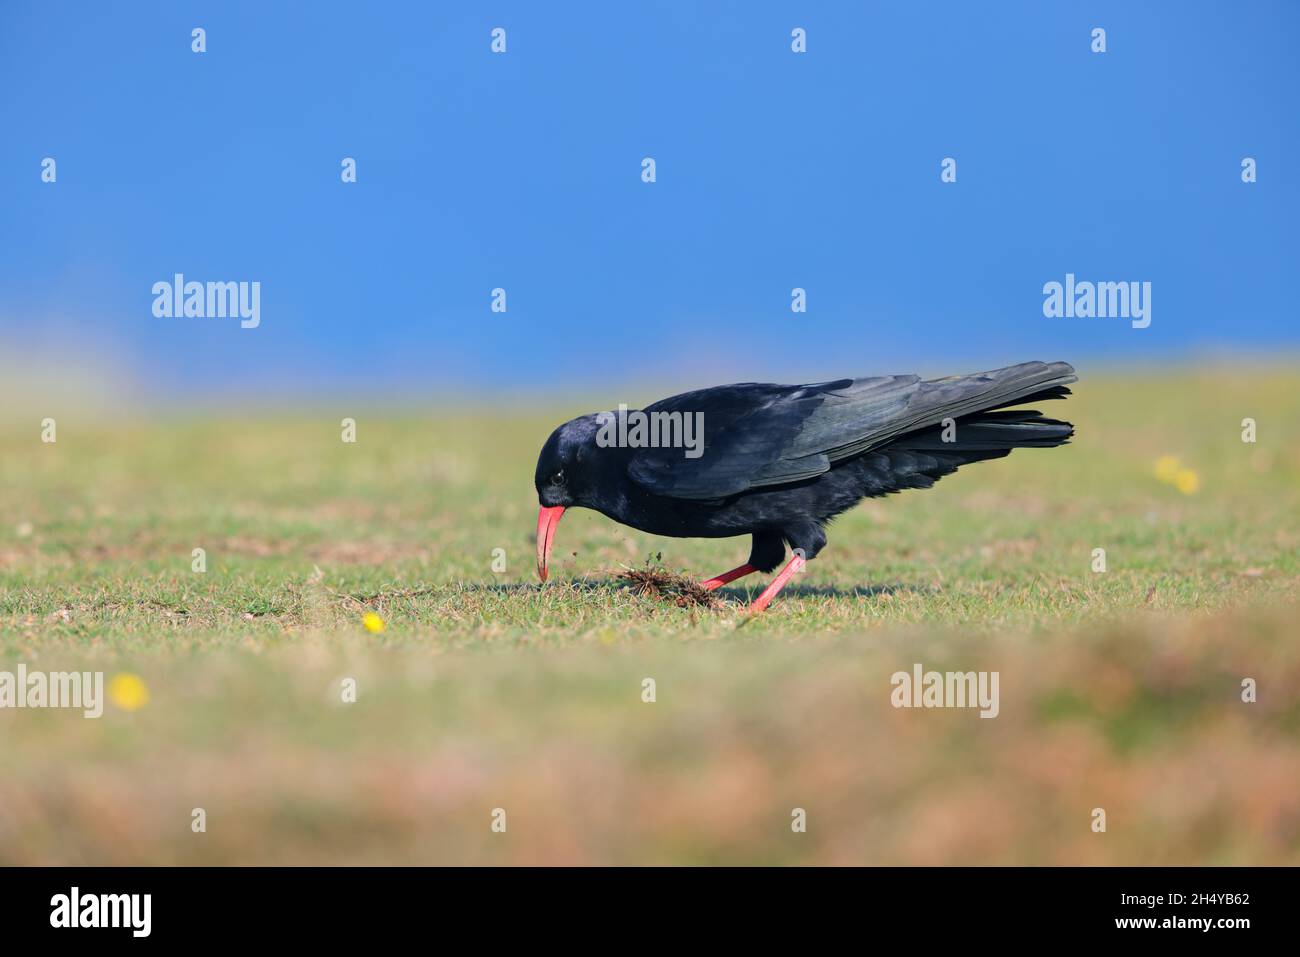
(535, 360, 1076, 611)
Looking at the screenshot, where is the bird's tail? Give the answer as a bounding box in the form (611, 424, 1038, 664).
(896, 409, 1074, 456)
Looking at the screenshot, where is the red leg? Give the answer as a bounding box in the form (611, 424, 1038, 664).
(748, 554, 806, 612)
(701, 563, 756, 592)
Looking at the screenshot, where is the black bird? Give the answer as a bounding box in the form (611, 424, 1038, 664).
(535, 360, 1077, 611)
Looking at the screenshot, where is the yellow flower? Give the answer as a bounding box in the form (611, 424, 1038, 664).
(108, 673, 149, 711)
(1154, 455, 1181, 484)
(362, 612, 386, 634)
(1174, 469, 1200, 495)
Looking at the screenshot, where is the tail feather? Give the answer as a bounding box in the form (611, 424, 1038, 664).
(985, 383, 1073, 410)
(823, 360, 1078, 462)
(899, 410, 1074, 452)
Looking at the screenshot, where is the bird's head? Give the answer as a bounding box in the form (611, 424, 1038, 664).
(533, 414, 609, 582)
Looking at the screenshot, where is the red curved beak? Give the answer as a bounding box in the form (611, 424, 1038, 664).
(536, 506, 565, 582)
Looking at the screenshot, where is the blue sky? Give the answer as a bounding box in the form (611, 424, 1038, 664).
(2, 1, 1296, 402)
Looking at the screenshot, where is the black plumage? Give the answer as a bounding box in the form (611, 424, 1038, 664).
(534, 360, 1077, 610)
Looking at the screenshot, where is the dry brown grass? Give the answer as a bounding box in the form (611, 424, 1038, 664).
(617, 567, 723, 609)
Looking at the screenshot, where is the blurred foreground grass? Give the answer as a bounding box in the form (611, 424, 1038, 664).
(0, 366, 1297, 863)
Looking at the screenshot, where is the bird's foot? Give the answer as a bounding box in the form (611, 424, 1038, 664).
(747, 554, 806, 612)
(701, 563, 756, 592)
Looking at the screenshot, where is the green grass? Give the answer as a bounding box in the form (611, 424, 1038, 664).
(0, 367, 1297, 863)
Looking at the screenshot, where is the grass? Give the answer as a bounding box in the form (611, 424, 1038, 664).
(0, 366, 1297, 863)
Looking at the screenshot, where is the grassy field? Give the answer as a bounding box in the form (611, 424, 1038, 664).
(0, 366, 1297, 864)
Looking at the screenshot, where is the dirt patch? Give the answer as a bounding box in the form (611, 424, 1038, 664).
(617, 568, 721, 609)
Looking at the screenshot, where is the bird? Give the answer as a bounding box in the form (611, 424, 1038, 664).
(534, 360, 1077, 611)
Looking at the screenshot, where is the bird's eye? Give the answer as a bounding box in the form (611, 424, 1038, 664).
(550, 470, 565, 485)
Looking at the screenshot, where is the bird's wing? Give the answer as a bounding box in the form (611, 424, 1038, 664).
(625, 361, 1077, 500)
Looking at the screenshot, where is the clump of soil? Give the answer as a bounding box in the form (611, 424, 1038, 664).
(618, 568, 721, 609)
